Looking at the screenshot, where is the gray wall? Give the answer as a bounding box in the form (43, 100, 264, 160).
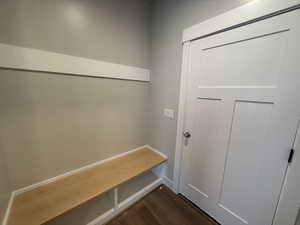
(0, 71, 149, 189)
(0, 0, 151, 220)
(149, 0, 253, 179)
(0, 0, 150, 68)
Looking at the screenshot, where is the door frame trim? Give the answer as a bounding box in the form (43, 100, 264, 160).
(183, 0, 300, 43)
(174, 41, 190, 195)
(174, 1, 300, 224)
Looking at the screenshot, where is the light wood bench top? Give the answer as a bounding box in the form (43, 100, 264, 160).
(8, 147, 166, 225)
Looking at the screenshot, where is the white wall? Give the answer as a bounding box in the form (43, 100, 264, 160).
(149, 0, 253, 179)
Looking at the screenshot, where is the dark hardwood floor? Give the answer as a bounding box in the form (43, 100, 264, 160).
(107, 185, 219, 225)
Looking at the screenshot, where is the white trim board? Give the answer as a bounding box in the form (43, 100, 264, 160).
(146, 145, 175, 191)
(162, 176, 174, 190)
(2, 192, 15, 225)
(0, 43, 150, 82)
(118, 178, 162, 211)
(87, 178, 163, 225)
(183, 0, 300, 42)
(173, 42, 190, 194)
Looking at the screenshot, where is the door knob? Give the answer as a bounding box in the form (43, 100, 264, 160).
(183, 132, 191, 138)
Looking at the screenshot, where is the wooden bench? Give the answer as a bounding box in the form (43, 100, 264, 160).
(8, 147, 167, 225)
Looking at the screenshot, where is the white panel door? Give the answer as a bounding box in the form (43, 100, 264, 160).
(180, 9, 300, 225)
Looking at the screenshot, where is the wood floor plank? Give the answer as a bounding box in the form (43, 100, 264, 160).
(122, 204, 162, 225)
(107, 185, 219, 225)
(144, 187, 215, 225)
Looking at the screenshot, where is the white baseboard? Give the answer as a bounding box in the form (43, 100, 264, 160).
(118, 178, 162, 210)
(163, 176, 174, 190)
(2, 192, 15, 225)
(147, 145, 168, 179)
(86, 209, 115, 225)
(146, 145, 175, 192)
(87, 178, 163, 225)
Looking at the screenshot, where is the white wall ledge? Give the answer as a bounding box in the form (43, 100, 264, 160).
(0, 43, 150, 82)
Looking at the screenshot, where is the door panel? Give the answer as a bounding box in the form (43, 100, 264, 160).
(188, 98, 224, 199)
(189, 12, 293, 87)
(219, 100, 274, 225)
(197, 32, 287, 86)
(180, 9, 300, 225)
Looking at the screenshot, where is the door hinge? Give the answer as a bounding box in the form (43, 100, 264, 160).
(288, 149, 295, 164)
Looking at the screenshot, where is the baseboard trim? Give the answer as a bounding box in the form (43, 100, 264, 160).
(2, 192, 15, 225)
(146, 146, 175, 192)
(163, 176, 174, 190)
(87, 178, 163, 225)
(86, 209, 115, 225)
(118, 178, 162, 210)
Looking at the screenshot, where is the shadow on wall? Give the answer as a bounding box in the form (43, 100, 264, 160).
(296, 209, 300, 225)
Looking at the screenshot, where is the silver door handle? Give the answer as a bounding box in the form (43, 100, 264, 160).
(183, 132, 191, 138)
